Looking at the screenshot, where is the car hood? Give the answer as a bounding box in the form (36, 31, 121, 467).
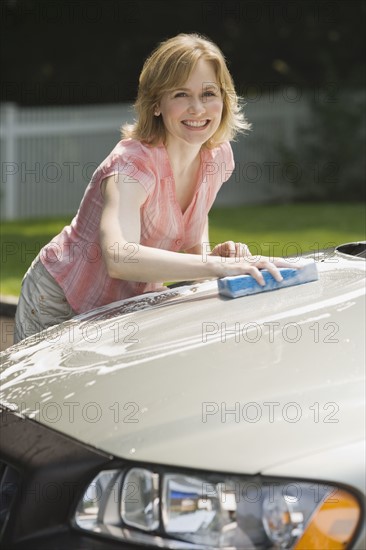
(1, 251, 365, 474)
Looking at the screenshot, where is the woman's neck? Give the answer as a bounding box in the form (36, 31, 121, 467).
(164, 140, 202, 176)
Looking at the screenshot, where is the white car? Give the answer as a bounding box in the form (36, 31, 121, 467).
(0, 242, 365, 550)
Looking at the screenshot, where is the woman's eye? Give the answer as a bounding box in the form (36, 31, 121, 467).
(173, 90, 218, 99)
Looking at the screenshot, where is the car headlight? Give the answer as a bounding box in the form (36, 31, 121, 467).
(73, 466, 361, 549)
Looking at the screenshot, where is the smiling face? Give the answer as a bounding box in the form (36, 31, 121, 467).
(156, 58, 224, 150)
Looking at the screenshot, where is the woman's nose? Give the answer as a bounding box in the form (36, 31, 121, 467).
(188, 96, 206, 115)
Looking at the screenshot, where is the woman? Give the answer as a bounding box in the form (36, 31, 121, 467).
(14, 33, 292, 343)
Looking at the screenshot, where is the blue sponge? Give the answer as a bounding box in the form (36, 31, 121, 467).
(217, 261, 319, 298)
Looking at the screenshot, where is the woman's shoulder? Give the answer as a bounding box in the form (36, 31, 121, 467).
(92, 139, 164, 192)
(204, 140, 234, 162)
(205, 140, 232, 154)
(111, 138, 156, 160)
(96, 139, 159, 177)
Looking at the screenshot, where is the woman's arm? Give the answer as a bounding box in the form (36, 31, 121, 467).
(99, 174, 292, 285)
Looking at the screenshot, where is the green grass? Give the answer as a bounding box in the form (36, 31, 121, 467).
(1, 217, 72, 297)
(208, 203, 366, 257)
(1, 204, 365, 297)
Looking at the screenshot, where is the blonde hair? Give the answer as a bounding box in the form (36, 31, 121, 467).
(121, 33, 251, 148)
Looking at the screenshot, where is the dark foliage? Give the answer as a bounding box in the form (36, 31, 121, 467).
(1, 0, 365, 106)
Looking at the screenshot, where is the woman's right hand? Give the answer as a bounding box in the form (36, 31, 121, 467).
(209, 241, 299, 286)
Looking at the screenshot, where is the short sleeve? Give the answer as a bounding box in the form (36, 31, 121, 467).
(94, 141, 155, 194)
(220, 141, 235, 183)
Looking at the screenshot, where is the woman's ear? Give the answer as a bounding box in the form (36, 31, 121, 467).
(154, 105, 161, 116)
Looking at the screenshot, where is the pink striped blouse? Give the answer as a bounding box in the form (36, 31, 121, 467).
(40, 139, 235, 313)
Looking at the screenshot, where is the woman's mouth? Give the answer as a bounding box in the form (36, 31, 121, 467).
(181, 119, 210, 129)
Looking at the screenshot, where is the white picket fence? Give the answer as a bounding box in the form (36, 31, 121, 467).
(0, 93, 310, 220)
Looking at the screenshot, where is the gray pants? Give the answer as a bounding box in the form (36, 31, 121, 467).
(14, 255, 76, 344)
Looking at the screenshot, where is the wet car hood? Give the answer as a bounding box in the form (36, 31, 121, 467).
(1, 251, 365, 474)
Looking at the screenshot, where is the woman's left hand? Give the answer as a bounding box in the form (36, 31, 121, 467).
(209, 241, 251, 259)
